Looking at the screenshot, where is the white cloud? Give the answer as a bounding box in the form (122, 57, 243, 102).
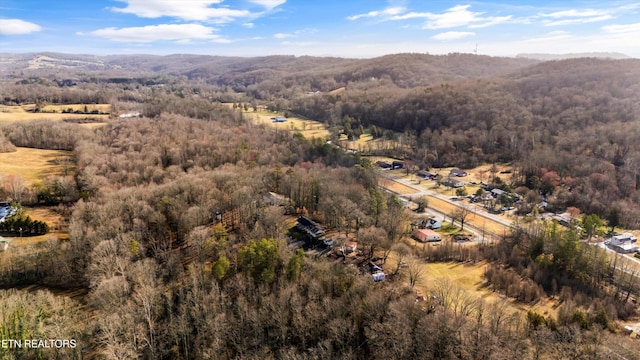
(524, 30, 573, 43)
(347, 6, 406, 21)
(469, 15, 513, 28)
(541, 9, 610, 18)
(431, 31, 475, 41)
(242, 22, 255, 28)
(280, 41, 319, 47)
(422, 5, 484, 29)
(89, 24, 228, 43)
(538, 5, 639, 27)
(543, 15, 613, 26)
(352, 4, 514, 29)
(272, 28, 316, 39)
(249, 0, 286, 10)
(110, 0, 251, 22)
(602, 22, 640, 33)
(0, 19, 41, 35)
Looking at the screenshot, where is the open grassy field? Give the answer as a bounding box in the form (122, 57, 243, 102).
(418, 261, 559, 318)
(0, 147, 73, 186)
(0, 104, 110, 124)
(378, 176, 420, 195)
(245, 112, 331, 139)
(382, 256, 559, 320)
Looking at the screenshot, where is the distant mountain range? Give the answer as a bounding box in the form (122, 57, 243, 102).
(516, 52, 631, 61)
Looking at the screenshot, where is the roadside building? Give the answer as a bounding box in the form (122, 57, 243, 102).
(607, 233, 638, 253)
(412, 229, 442, 242)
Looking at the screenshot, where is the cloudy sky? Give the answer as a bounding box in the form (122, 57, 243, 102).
(1, 0, 639, 58)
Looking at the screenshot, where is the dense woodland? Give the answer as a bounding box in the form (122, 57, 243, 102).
(0, 53, 639, 359)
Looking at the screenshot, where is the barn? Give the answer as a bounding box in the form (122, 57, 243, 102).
(412, 229, 442, 242)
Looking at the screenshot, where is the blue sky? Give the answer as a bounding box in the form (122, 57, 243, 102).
(1, 0, 639, 58)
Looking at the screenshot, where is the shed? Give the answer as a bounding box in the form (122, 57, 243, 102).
(412, 229, 442, 242)
(372, 272, 386, 282)
(0, 237, 8, 251)
(490, 188, 506, 197)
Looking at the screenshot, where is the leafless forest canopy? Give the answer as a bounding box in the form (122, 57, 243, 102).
(0, 52, 639, 359)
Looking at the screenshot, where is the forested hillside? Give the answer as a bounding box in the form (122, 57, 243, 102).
(1, 52, 639, 359)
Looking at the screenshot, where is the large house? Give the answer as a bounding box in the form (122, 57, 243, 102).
(296, 216, 324, 239)
(607, 233, 638, 254)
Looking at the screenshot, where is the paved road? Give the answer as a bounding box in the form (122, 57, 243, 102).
(378, 170, 640, 268)
(378, 171, 512, 227)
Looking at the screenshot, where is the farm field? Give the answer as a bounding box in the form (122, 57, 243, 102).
(245, 111, 331, 139)
(0, 104, 110, 123)
(0, 147, 73, 186)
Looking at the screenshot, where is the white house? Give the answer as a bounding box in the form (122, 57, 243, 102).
(607, 233, 638, 253)
(426, 218, 442, 230)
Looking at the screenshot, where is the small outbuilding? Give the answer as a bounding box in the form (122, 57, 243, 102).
(490, 188, 506, 197)
(0, 237, 9, 251)
(412, 229, 442, 243)
(450, 169, 467, 177)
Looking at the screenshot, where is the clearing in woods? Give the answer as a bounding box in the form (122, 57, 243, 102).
(0, 147, 73, 186)
(383, 256, 559, 321)
(0, 104, 110, 124)
(420, 261, 559, 319)
(246, 112, 331, 139)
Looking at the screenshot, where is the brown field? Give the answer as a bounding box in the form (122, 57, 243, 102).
(383, 257, 559, 320)
(378, 177, 420, 195)
(419, 261, 559, 318)
(246, 112, 331, 139)
(0, 147, 73, 186)
(0, 104, 110, 123)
